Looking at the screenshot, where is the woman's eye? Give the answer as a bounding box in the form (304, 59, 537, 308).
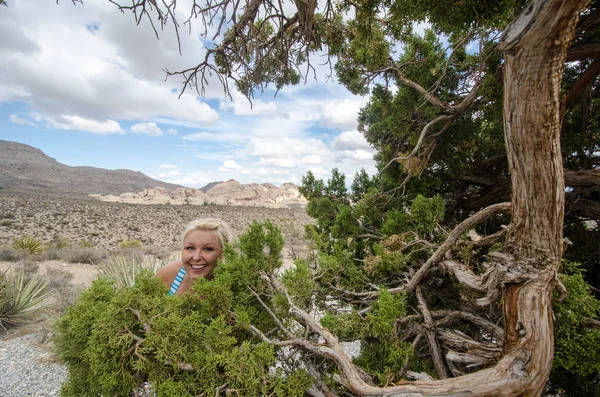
(204, 247, 214, 252)
(185, 247, 194, 250)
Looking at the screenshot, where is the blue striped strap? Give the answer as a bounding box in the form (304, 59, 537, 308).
(168, 267, 186, 295)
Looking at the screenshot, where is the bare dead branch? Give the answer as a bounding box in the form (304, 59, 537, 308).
(554, 274, 568, 302)
(397, 310, 503, 341)
(438, 329, 502, 365)
(305, 361, 340, 397)
(564, 169, 600, 187)
(247, 285, 294, 337)
(331, 202, 512, 302)
(386, 64, 452, 111)
(379, 114, 453, 176)
(582, 317, 600, 330)
(461, 229, 507, 248)
(442, 260, 488, 293)
(405, 202, 511, 294)
(416, 286, 450, 378)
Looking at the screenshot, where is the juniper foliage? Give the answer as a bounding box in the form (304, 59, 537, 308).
(53, 220, 312, 397)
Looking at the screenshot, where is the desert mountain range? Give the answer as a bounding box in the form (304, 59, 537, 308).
(0, 140, 306, 208)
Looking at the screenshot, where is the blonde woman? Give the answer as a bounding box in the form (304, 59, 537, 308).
(156, 218, 233, 296)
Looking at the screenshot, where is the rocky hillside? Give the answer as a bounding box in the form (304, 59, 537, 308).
(91, 180, 307, 209)
(0, 140, 183, 195)
(0, 140, 306, 208)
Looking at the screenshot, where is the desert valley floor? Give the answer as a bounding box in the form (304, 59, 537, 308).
(0, 191, 312, 252)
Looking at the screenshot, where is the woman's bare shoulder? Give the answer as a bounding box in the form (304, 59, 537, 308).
(156, 260, 182, 282)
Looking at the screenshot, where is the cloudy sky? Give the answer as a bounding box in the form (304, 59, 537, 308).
(0, 0, 377, 189)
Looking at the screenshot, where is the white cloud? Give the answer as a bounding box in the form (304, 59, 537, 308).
(413, 21, 430, 37)
(44, 115, 124, 134)
(152, 118, 200, 128)
(307, 167, 332, 181)
(219, 160, 243, 171)
(248, 137, 329, 158)
(332, 130, 373, 151)
(219, 90, 279, 117)
(9, 114, 36, 126)
(300, 155, 323, 165)
(182, 131, 249, 143)
(258, 157, 296, 168)
(131, 122, 163, 136)
(166, 128, 178, 135)
(320, 98, 367, 130)
(160, 164, 179, 169)
(337, 149, 376, 162)
(167, 175, 214, 187)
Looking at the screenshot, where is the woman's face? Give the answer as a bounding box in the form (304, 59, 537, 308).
(181, 229, 223, 280)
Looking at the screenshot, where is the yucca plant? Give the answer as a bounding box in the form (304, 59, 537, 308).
(12, 236, 44, 255)
(98, 253, 166, 288)
(0, 268, 51, 330)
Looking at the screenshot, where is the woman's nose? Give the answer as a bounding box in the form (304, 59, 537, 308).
(193, 250, 203, 260)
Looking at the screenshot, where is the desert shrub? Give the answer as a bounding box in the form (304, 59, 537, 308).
(60, 247, 104, 265)
(78, 239, 96, 248)
(98, 253, 165, 288)
(50, 235, 70, 249)
(0, 245, 26, 262)
(12, 236, 44, 255)
(45, 266, 79, 315)
(45, 266, 75, 291)
(54, 220, 312, 397)
(118, 240, 143, 249)
(114, 246, 146, 262)
(143, 245, 172, 260)
(280, 218, 314, 262)
(40, 247, 61, 261)
(18, 258, 40, 279)
(0, 268, 51, 330)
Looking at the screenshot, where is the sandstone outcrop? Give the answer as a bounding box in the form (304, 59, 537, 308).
(90, 180, 307, 209)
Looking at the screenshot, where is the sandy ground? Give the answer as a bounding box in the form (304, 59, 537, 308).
(0, 260, 99, 289)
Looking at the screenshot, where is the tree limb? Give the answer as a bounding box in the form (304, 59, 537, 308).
(416, 286, 450, 379)
(405, 203, 511, 294)
(561, 57, 600, 115)
(379, 114, 452, 176)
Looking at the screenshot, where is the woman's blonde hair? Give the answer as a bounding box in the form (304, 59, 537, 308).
(180, 218, 233, 249)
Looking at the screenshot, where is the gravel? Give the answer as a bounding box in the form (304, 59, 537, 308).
(0, 332, 67, 397)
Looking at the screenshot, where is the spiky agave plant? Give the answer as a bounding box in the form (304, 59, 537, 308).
(98, 252, 169, 288)
(0, 268, 51, 330)
(12, 236, 44, 255)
